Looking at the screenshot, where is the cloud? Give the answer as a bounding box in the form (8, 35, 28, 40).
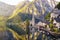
(0, 0, 60, 5)
(0, 0, 25, 5)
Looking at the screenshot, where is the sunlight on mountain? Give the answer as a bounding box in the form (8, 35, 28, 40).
(8, 2, 33, 19)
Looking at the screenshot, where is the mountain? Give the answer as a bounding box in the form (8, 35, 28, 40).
(8, 0, 53, 22)
(9, 0, 54, 19)
(0, 2, 16, 16)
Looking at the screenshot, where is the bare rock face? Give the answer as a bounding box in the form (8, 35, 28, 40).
(0, 2, 16, 16)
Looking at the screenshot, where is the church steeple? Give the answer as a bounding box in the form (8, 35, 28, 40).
(32, 8, 35, 26)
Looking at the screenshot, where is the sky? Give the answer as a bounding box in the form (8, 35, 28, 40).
(0, 0, 60, 5)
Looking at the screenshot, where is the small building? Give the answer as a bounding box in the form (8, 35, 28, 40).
(51, 9, 60, 29)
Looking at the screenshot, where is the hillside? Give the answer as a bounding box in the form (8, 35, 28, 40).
(0, 2, 16, 16)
